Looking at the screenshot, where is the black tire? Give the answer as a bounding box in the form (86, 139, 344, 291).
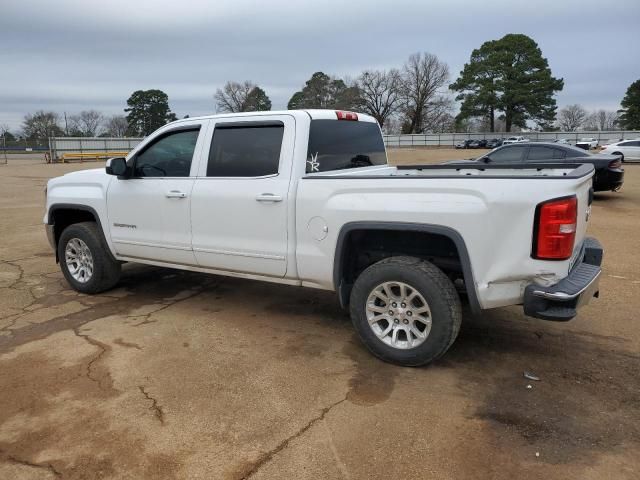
(58, 222, 121, 294)
(613, 152, 624, 162)
(349, 256, 462, 367)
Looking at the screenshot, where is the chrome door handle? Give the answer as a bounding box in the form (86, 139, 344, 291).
(166, 190, 187, 198)
(255, 193, 283, 202)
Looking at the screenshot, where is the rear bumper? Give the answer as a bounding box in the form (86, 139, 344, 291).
(594, 169, 624, 192)
(523, 237, 603, 321)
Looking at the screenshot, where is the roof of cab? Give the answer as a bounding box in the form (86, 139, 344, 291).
(304, 109, 377, 123)
(167, 109, 377, 125)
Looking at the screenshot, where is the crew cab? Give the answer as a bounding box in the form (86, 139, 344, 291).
(44, 110, 603, 366)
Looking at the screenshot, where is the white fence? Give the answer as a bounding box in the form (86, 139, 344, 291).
(383, 131, 640, 148)
(49, 137, 143, 160)
(47, 131, 640, 160)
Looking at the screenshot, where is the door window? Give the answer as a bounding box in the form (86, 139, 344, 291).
(528, 146, 565, 160)
(134, 128, 200, 177)
(207, 123, 284, 177)
(487, 145, 526, 162)
(564, 146, 589, 158)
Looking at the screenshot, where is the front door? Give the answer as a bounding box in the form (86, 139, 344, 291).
(191, 115, 295, 277)
(107, 125, 204, 265)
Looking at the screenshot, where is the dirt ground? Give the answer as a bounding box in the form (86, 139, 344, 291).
(0, 150, 638, 479)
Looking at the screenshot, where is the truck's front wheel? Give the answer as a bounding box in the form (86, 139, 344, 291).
(58, 222, 121, 294)
(349, 256, 461, 366)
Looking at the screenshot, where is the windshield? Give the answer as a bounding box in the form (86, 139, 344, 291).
(306, 120, 387, 173)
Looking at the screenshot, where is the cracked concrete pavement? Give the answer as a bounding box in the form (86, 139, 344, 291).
(0, 154, 639, 479)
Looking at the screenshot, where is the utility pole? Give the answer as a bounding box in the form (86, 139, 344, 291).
(1, 128, 7, 165)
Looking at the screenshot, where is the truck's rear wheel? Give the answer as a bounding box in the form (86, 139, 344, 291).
(349, 256, 461, 366)
(58, 222, 121, 294)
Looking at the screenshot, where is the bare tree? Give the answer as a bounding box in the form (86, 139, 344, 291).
(381, 115, 402, 134)
(215, 81, 254, 112)
(557, 104, 587, 131)
(355, 69, 401, 128)
(584, 109, 619, 131)
(22, 111, 64, 139)
(399, 52, 450, 133)
(104, 115, 129, 137)
(420, 95, 454, 133)
(69, 110, 104, 136)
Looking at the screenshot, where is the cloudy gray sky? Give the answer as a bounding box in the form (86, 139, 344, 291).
(1, 0, 639, 131)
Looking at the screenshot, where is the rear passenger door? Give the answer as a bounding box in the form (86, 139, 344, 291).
(190, 115, 295, 277)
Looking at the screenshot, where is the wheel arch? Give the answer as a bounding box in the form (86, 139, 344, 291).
(47, 203, 111, 262)
(333, 222, 480, 313)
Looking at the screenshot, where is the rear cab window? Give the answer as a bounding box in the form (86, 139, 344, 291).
(306, 120, 387, 174)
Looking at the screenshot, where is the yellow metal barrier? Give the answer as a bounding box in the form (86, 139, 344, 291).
(60, 152, 130, 163)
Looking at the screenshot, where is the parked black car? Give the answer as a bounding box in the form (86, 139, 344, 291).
(445, 142, 624, 192)
(486, 138, 503, 148)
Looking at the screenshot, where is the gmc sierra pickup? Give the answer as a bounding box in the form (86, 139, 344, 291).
(44, 110, 603, 366)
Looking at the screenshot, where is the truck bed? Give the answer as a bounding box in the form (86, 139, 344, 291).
(296, 161, 594, 310)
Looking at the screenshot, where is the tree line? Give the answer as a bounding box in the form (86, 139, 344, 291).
(4, 35, 640, 143)
(3, 111, 130, 144)
(2, 89, 178, 143)
(557, 105, 620, 132)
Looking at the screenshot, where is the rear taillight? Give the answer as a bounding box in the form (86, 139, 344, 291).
(335, 111, 358, 121)
(533, 196, 577, 260)
(608, 159, 621, 168)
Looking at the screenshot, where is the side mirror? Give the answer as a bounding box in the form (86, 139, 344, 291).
(482, 156, 491, 163)
(106, 157, 128, 177)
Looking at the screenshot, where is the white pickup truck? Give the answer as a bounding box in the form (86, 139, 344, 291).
(576, 138, 599, 150)
(44, 110, 603, 366)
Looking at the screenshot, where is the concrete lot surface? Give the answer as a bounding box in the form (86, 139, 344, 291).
(0, 151, 638, 479)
